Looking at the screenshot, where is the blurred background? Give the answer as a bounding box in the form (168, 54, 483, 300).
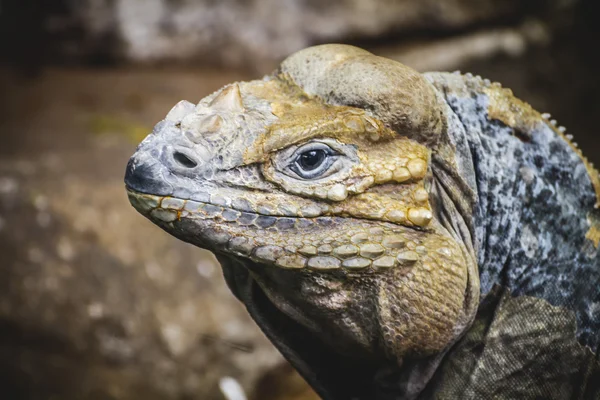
(0, 0, 598, 399)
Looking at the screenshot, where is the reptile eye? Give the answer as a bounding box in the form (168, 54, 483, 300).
(290, 143, 337, 179)
(299, 150, 326, 171)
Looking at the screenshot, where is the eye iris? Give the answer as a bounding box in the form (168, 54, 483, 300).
(299, 150, 326, 171)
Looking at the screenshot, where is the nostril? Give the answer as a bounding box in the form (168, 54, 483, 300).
(173, 151, 198, 168)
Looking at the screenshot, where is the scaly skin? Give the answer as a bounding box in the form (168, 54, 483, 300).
(125, 45, 600, 399)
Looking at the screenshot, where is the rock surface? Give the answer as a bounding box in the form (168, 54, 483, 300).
(4, 0, 574, 67)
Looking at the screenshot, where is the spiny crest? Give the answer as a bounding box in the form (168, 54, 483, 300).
(540, 112, 600, 210)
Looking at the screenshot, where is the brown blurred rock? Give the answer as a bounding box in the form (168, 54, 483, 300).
(375, 19, 552, 72)
(108, 0, 556, 66)
(5, 0, 575, 68)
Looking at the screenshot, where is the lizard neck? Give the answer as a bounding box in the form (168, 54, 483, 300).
(436, 77, 600, 349)
(457, 101, 597, 294)
(218, 254, 459, 400)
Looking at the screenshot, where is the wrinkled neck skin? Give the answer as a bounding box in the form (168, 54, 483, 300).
(428, 72, 600, 352)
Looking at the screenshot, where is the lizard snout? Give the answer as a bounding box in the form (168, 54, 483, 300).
(124, 155, 174, 197)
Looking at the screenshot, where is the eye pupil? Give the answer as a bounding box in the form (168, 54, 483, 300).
(299, 150, 326, 170)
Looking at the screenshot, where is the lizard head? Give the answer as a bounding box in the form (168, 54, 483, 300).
(125, 45, 477, 365)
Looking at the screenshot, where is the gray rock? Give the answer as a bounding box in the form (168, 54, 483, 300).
(46, 0, 570, 67)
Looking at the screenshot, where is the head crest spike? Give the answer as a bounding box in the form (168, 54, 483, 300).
(202, 114, 223, 134)
(209, 83, 244, 113)
(181, 113, 223, 143)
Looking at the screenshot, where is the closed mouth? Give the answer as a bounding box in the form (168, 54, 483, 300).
(125, 187, 327, 229)
(126, 188, 427, 272)
(125, 186, 426, 234)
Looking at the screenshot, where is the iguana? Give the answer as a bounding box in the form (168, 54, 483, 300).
(124, 44, 600, 399)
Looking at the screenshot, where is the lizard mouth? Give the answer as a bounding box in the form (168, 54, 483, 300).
(126, 188, 432, 272)
(125, 188, 312, 227)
